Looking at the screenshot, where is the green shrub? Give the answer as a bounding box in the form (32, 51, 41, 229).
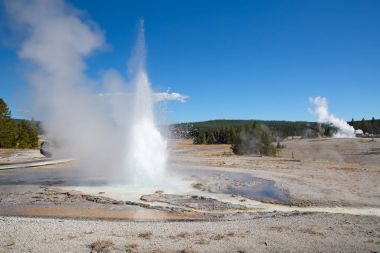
(231, 123, 277, 156)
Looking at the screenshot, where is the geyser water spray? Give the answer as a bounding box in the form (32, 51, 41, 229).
(124, 20, 167, 185)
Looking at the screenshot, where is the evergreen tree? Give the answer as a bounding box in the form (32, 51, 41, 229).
(0, 98, 39, 149)
(201, 133, 207, 144)
(205, 132, 215, 144)
(0, 98, 16, 148)
(371, 117, 376, 134)
(0, 99, 11, 119)
(361, 118, 366, 133)
(15, 120, 39, 149)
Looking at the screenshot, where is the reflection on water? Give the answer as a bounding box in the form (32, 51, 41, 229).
(180, 169, 289, 204)
(0, 165, 288, 204)
(0, 166, 109, 187)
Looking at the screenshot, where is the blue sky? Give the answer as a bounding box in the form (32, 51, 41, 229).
(1, 0, 379, 123)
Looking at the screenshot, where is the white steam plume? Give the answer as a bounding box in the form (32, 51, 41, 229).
(309, 96, 355, 138)
(4, 0, 121, 175)
(3, 0, 181, 182)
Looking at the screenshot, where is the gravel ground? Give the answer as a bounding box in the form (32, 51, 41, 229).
(0, 149, 45, 164)
(1, 213, 379, 253)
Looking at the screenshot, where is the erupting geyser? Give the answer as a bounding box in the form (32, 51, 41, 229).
(309, 96, 356, 138)
(124, 21, 167, 185)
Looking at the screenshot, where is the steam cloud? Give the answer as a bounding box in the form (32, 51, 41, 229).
(309, 96, 355, 138)
(4, 0, 115, 174)
(4, 0, 182, 181)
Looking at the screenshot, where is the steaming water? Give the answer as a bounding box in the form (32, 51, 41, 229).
(124, 21, 167, 185)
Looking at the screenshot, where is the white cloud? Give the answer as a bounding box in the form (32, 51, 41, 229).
(153, 92, 188, 103)
(98, 91, 188, 103)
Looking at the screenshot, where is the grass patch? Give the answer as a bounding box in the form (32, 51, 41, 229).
(210, 234, 224, 240)
(179, 248, 198, 253)
(299, 228, 325, 237)
(125, 243, 139, 253)
(195, 238, 209, 245)
(169, 232, 189, 240)
(138, 231, 153, 239)
(177, 232, 190, 238)
(269, 226, 289, 232)
(89, 239, 114, 253)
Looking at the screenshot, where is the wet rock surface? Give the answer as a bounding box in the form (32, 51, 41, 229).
(141, 192, 247, 211)
(0, 185, 203, 220)
(188, 170, 289, 204)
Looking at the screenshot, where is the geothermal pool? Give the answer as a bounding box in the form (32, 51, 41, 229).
(0, 163, 288, 204)
(2, 161, 379, 219)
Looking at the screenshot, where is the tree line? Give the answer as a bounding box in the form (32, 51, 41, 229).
(172, 119, 339, 138)
(171, 120, 344, 156)
(349, 118, 380, 135)
(171, 117, 380, 156)
(0, 98, 39, 149)
(171, 119, 342, 140)
(192, 123, 277, 156)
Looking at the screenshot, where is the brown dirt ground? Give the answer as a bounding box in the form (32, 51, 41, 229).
(169, 138, 380, 207)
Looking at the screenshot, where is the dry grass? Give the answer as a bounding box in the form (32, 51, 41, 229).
(169, 232, 190, 241)
(151, 249, 168, 253)
(138, 231, 153, 239)
(4, 240, 15, 247)
(125, 243, 139, 253)
(195, 238, 209, 245)
(210, 234, 224, 240)
(179, 248, 199, 253)
(66, 235, 77, 240)
(194, 230, 202, 236)
(177, 232, 190, 238)
(226, 231, 236, 237)
(127, 243, 138, 248)
(270, 225, 290, 232)
(299, 228, 325, 237)
(89, 239, 114, 253)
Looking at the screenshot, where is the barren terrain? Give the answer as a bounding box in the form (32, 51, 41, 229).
(170, 138, 380, 208)
(0, 138, 379, 252)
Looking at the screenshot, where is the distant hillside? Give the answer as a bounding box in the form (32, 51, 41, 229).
(14, 117, 380, 139)
(171, 119, 337, 139)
